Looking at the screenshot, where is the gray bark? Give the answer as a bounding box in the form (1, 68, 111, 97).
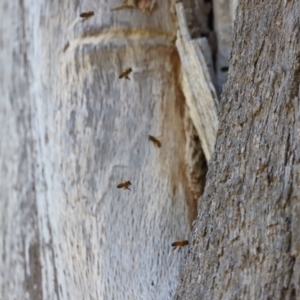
(0, 1, 213, 299)
(175, 0, 300, 299)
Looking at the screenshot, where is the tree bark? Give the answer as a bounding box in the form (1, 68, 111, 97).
(175, 0, 300, 299)
(0, 1, 212, 299)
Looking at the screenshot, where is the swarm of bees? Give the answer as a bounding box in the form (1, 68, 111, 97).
(78, 2, 189, 264)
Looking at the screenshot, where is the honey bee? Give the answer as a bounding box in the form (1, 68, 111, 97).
(171, 240, 189, 251)
(117, 181, 131, 191)
(148, 135, 161, 148)
(80, 11, 95, 20)
(119, 68, 132, 80)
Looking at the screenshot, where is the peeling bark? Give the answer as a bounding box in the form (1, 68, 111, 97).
(176, 3, 219, 161)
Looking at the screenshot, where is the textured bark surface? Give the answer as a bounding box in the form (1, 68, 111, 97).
(0, 1, 217, 299)
(176, 0, 300, 299)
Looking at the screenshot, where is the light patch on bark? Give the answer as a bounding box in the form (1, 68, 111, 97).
(175, 3, 218, 161)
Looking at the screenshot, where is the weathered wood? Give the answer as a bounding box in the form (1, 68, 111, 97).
(176, 3, 219, 161)
(175, 0, 300, 299)
(0, 1, 213, 299)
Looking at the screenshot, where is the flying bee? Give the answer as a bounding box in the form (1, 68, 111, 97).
(148, 135, 161, 148)
(119, 68, 132, 80)
(117, 181, 131, 191)
(80, 11, 95, 20)
(171, 240, 189, 251)
(220, 66, 229, 72)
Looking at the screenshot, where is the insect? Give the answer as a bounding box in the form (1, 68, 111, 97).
(148, 135, 161, 148)
(171, 240, 189, 251)
(117, 181, 131, 191)
(80, 11, 95, 20)
(220, 66, 229, 72)
(119, 68, 132, 80)
(63, 41, 69, 53)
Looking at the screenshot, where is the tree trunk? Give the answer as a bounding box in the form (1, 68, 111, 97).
(5, 0, 297, 299)
(175, 0, 300, 299)
(0, 1, 213, 299)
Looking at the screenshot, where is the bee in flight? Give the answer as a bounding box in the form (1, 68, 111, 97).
(80, 11, 95, 20)
(171, 240, 189, 251)
(119, 68, 132, 80)
(148, 135, 161, 148)
(220, 66, 229, 72)
(117, 181, 131, 191)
